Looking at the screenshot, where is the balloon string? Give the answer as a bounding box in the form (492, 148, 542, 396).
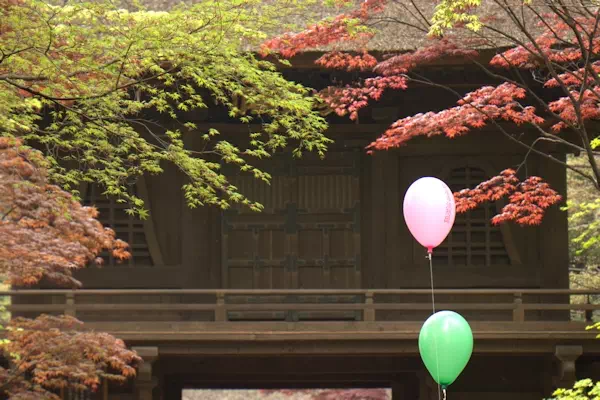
(428, 250, 442, 400)
(428, 251, 436, 314)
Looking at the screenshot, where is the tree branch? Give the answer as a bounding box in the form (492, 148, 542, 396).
(406, 73, 600, 184)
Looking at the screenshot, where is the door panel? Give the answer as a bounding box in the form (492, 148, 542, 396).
(221, 154, 361, 321)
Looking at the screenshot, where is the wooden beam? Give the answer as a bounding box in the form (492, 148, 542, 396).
(73, 266, 188, 288)
(133, 338, 600, 357)
(71, 320, 600, 345)
(6, 288, 600, 295)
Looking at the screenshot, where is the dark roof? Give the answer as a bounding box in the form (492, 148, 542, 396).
(133, 0, 553, 52)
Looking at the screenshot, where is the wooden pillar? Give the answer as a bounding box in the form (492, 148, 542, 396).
(391, 381, 405, 399)
(133, 346, 159, 400)
(554, 345, 583, 388)
(417, 370, 436, 400)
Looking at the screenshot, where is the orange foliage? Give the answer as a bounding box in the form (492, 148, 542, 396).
(374, 38, 478, 76)
(264, 3, 600, 225)
(315, 51, 378, 71)
(367, 83, 543, 151)
(261, 0, 386, 58)
(0, 139, 138, 398)
(1, 315, 141, 399)
(261, 389, 390, 400)
(320, 75, 407, 120)
(454, 169, 562, 225)
(0, 138, 130, 287)
(490, 14, 600, 69)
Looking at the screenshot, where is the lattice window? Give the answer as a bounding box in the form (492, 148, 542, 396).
(83, 184, 153, 267)
(433, 167, 511, 267)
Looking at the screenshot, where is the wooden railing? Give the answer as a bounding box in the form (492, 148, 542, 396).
(4, 288, 600, 323)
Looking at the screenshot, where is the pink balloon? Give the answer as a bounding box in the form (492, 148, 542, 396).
(403, 177, 456, 253)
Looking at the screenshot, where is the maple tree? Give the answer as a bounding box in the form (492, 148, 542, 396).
(260, 388, 390, 400)
(550, 378, 600, 400)
(1, 0, 329, 216)
(262, 0, 600, 226)
(2, 315, 140, 399)
(311, 389, 389, 400)
(565, 155, 600, 270)
(0, 138, 129, 288)
(0, 138, 140, 399)
(0, 0, 335, 397)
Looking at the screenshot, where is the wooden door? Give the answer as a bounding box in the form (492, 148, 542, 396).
(221, 154, 361, 320)
(295, 172, 361, 290)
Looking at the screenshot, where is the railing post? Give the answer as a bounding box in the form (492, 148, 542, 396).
(513, 292, 524, 322)
(364, 291, 375, 322)
(586, 294, 594, 322)
(65, 292, 76, 317)
(215, 292, 226, 322)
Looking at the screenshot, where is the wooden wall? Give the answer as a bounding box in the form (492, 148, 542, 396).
(363, 129, 567, 291)
(74, 126, 569, 294)
(365, 147, 534, 289)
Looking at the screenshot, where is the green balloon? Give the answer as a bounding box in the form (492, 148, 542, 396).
(418, 310, 473, 389)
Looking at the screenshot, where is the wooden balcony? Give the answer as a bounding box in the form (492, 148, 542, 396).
(7, 288, 600, 356)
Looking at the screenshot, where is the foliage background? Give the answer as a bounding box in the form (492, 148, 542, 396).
(182, 389, 391, 400)
(567, 155, 600, 321)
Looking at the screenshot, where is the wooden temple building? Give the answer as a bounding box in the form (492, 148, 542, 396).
(9, 6, 600, 400)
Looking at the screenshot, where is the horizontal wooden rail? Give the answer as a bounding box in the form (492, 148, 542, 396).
(3, 289, 600, 295)
(7, 302, 599, 311)
(6, 304, 217, 312)
(3, 289, 600, 323)
(7, 302, 599, 312)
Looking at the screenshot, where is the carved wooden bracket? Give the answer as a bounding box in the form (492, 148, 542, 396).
(132, 346, 159, 400)
(554, 345, 583, 388)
